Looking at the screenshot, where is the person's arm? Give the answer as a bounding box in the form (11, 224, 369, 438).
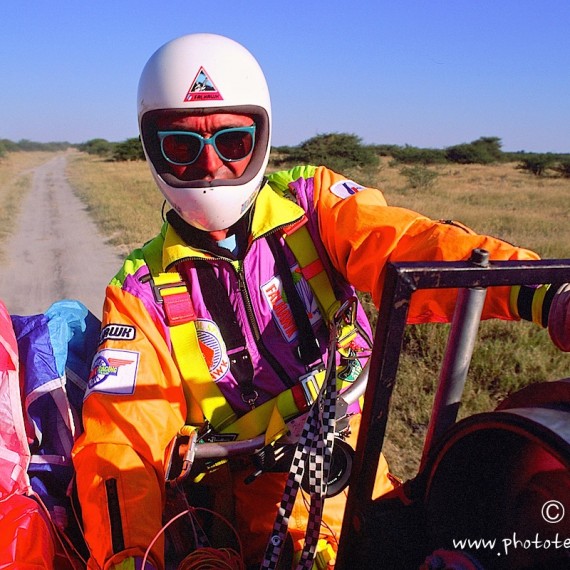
(312, 166, 540, 324)
(72, 284, 187, 569)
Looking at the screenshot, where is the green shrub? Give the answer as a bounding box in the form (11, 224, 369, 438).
(445, 136, 503, 164)
(391, 145, 447, 165)
(113, 138, 145, 162)
(553, 157, 570, 178)
(79, 138, 114, 157)
(399, 165, 439, 191)
(283, 132, 379, 173)
(516, 154, 556, 176)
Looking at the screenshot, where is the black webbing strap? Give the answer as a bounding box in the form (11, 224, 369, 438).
(261, 327, 339, 570)
(267, 233, 322, 367)
(192, 261, 256, 404)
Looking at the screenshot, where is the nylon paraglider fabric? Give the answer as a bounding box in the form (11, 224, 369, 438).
(0, 493, 57, 569)
(0, 299, 56, 568)
(0, 299, 100, 569)
(0, 299, 30, 499)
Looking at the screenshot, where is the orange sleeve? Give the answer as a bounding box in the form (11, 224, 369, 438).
(72, 285, 187, 570)
(312, 166, 540, 323)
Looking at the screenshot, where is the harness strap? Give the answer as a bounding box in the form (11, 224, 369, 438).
(220, 369, 323, 441)
(150, 269, 328, 440)
(142, 218, 360, 438)
(282, 219, 358, 350)
(261, 320, 340, 570)
(151, 271, 238, 430)
(267, 233, 322, 367)
(194, 261, 257, 406)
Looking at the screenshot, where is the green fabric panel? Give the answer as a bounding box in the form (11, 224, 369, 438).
(267, 165, 317, 197)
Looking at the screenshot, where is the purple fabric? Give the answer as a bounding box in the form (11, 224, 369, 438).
(117, 173, 373, 416)
(548, 283, 570, 351)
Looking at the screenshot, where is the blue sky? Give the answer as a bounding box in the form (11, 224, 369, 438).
(1, 1, 569, 152)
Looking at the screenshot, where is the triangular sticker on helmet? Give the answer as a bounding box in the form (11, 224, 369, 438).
(184, 67, 223, 102)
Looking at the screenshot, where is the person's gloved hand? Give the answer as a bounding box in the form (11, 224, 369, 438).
(548, 283, 570, 351)
(110, 557, 157, 570)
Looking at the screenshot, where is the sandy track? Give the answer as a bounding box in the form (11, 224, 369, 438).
(0, 153, 123, 319)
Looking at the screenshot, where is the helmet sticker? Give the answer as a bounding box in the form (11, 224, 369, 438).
(184, 67, 223, 102)
(330, 180, 366, 200)
(196, 319, 229, 382)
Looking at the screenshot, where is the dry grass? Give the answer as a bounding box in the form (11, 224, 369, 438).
(66, 153, 570, 260)
(0, 151, 61, 261)
(64, 153, 570, 479)
(370, 159, 570, 258)
(66, 154, 164, 256)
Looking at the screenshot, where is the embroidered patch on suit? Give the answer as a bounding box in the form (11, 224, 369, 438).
(330, 179, 366, 199)
(99, 323, 136, 344)
(196, 319, 230, 382)
(85, 349, 139, 398)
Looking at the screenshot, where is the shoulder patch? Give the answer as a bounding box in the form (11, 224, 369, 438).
(99, 323, 136, 344)
(330, 179, 366, 199)
(85, 348, 139, 398)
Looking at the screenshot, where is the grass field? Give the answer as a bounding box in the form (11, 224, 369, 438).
(63, 152, 570, 478)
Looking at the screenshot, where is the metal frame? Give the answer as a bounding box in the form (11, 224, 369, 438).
(336, 257, 570, 567)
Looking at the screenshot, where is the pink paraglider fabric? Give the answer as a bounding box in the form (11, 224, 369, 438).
(0, 299, 56, 568)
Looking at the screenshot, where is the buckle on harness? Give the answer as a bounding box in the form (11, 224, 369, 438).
(165, 428, 198, 487)
(300, 371, 320, 405)
(334, 296, 358, 347)
(147, 277, 196, 326)
(241, 389, 259, 409)
(292, 368, 323, 412)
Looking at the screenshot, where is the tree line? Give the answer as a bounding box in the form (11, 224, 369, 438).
(2, 134, 569, 178)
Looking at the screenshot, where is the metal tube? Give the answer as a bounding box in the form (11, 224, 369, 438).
(420, 285, 487, 468)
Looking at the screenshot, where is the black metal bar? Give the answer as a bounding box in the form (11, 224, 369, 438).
(337, 262, 416, 566)
(336, 259, 570, 568)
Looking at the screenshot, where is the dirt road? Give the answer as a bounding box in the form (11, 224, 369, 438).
(0, 153, 123, 319)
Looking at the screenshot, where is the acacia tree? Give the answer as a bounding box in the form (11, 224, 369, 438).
(517, 154, 556, 176)
(113, 138, 145, 161)
(445, 136, 503, 164)
(286, 133, 379, 173)
(553, 158, 570, 178)
(79, 138, 114, 157)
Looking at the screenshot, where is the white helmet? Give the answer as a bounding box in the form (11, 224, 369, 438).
(138, 33, 271, 231)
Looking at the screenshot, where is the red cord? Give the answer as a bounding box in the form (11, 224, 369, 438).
(178, 546, 244, 570)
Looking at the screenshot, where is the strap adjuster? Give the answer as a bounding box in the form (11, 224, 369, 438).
(291, 369, 323, 413)
(162, 291, 196, 326)
(148, 276, 197, 326)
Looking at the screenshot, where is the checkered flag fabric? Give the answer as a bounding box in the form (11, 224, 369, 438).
(261, 362, 338, 570)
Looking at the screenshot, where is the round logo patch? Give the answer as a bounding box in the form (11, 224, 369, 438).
(195, 319, 229, 382)
(330, 179, 366, 199)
